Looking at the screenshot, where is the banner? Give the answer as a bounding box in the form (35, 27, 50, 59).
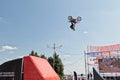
(98, 57, 120, 72)
(86, 44, 120, 74)
(86, 51, 120, 66)
(87, 52, 100, 57)
(88, 44, 120, 52)
(86, 52, 100, 66)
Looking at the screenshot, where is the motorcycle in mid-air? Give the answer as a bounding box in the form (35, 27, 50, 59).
(68, 16, 82, 31)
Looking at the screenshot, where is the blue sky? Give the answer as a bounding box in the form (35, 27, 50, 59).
(0, 0, 120, 74)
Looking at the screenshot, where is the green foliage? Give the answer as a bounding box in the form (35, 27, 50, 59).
(48, 57, 54, 67)
(52, 52, 64, 80)
(29, 50, 39, 57)
(40, 54, 47, 59)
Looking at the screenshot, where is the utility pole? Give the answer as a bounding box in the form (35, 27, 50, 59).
(47, 43, 62, 69)
(47, 43, 62, 53)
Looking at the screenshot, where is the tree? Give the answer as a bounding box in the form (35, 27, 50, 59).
(40, 54, 47, 59)
(52, 52, 64, 80)
(48, 57, 54, 67)
(29, 50, 34, 55)
(29, 50, 39, 57)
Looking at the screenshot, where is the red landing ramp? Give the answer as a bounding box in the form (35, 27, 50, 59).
(24, 56, 60, 80)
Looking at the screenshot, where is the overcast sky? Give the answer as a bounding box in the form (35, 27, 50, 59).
(0, 0, 120, 74)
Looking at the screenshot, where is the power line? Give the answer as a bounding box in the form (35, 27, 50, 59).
(47, 43, 62, 53)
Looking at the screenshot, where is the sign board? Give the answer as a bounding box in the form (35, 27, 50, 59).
(88, 44, 120, 52)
